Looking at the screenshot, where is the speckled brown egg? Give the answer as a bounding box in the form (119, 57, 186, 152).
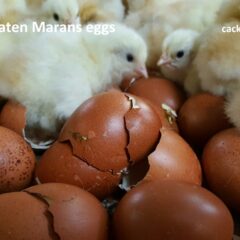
(0, 183, 108, 240)
(113, 180, 234, 240)
(0, 126, 35, 193)
(178, 93, 232, 149)
(0, 100, 26, 136)
(122, 77, 186, 112)
(202, 128, 240, 213)
(36, 141, 121, 199)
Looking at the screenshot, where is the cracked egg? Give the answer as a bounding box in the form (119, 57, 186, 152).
(121, 77, 186, 112)
(0, 183, 108, 240)
(36, 91, 161, 199)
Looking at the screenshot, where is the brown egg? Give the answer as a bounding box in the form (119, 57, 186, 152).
(144, 128, 202, 185)
(36, 141, 121, 199)
(202, 128, 240, 212)
(121, 77, 186, 112)
(0, 126, 35, 193)
(113, 180, 234, 240)
(178, 93, 232, 149)
(0, 183, 108, 240)
(26, 183, 108, 240)
(0, 100, 26, 136)
(38, 91, 161, 198)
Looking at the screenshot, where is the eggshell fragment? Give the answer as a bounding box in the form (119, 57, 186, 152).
(144, 129, 202, 185)
(178, 93, 232, 149)
(0, 126, 35, 193)
(202, 128, 240, 213)
(113, 180, 234, 240)
(36, 141, 121, 199)
(59, 91, 130, 173)
(122, 77, 186, 111)
(26, 183, 108, 240)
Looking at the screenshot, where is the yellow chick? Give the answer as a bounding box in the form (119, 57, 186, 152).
(157, 29, 200, 85)
(190, 20, 240, 96)
(217, 0, 240, 24)
(0, 0, 30, 24)
(79, 0, 124, 24)
(125, 0, 225, 70)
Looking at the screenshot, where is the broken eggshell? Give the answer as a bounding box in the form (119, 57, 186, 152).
(35, 141, 121, 199)
(59, 91, 162, 173)
(0, 183, 108, 240)
(123, 128, 202, 189)
(121, 77, 186, 112)
(0, 126, 36, 193)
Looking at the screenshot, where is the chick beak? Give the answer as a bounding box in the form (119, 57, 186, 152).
(157, 56, 172, 66)
(134, 66, 149, 78)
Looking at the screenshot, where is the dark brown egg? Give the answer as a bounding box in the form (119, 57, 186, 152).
(0, 100, 26, 136)
(145, 129, 202, 185)
(26, 183, 108, 240)
(36, 141, 121, 199)
(121, 77, 186, 112)
(202, 128, 240, 212)
(0, 126, 35, 193)
(113, 180, 234, 240)
(0, 183, 108, 240)
(0, 192, 53, 240)
(37, 91, 161, 198)
(178, 93, 232, 149)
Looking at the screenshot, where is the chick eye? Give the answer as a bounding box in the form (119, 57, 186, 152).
(176, 50, 184, 58)
(126, 53, 134, 62)
(53, 13, 59, 21)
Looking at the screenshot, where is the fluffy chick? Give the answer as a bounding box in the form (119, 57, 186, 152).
(157, 29, 200, 85)
(225, 90, 240, 129)
(125, 0, 225, 69)
(0, 0, 30, 24)
(79, 0, 124, 24)
(34, 0, 80, 25)
(191, 22, 240, 96)
(217, 0, 240, 23)
(0, 24, 147, 136)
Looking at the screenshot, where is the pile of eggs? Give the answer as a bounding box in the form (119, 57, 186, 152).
(0, 76, 238, 240)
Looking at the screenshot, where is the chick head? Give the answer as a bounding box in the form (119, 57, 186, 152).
(106, 24, 148, 81)
(158, 29, 200, 71)
(41, 0, 80, 25)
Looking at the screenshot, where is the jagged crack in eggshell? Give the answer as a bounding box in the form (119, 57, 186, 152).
(0, 100, 26, 136)
(113, 181, 234, 240)
(124, 94, 161, 164)
(59, 91, 130, 173)
(202, 128, 240, 212)
(178, 93, 232, 149)
(123, 77, 186, 111)
(144, 129, 202, 185)
(0, 192, 54, 240)
(26, 183, 108, 240)
(36, 141, 121, 199)
(0, 126, 35, 193)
